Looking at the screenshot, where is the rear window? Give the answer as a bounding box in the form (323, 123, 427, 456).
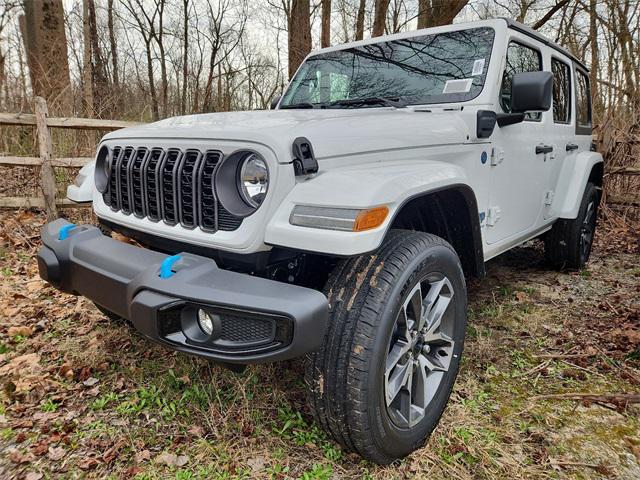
(552, 58, 571, 124)
(576, 70, 591, 127)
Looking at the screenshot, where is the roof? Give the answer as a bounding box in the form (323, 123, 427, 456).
(309, 18, 588, 72)
(503, 18, 588, 71)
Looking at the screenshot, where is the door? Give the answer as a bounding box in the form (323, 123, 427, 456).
(486, 39, 548, 245)
(543, 56, 573, 219)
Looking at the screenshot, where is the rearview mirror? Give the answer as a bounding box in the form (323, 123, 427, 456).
(511, 71, 552, 113)
(270, 95, 281, 110)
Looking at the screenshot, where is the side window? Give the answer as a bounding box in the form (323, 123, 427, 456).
(500, 41, 543, 120)
(576, 70, 591, 128)
(552, 58, 571, 123)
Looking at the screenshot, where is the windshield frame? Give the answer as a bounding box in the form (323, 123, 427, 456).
(280, 26, 497, 109)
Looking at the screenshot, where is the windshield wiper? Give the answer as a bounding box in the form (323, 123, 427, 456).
(279, 102, 318, 109)
(324, 96, 407, 109)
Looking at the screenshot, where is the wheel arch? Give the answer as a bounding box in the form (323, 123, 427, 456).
(386, 185, 485, 278)
(553, 151, 604, 219)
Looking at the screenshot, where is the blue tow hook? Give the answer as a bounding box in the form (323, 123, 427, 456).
(159, 255, 182, 279)
(58, 223, 77, 240)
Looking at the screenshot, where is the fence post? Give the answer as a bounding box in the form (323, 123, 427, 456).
(34, 96, 58, 221)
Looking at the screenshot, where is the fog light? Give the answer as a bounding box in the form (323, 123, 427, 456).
(197, 309, 215, 336)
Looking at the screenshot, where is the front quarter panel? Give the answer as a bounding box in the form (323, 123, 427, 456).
(265, 148, 480, 256)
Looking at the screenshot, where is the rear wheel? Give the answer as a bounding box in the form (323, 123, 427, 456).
(545, 182, 599, 270)
(306, 230, 467, 464)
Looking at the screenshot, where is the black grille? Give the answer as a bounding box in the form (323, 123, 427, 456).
(103, 146, 243, 232)
(219, 314, 275, 344)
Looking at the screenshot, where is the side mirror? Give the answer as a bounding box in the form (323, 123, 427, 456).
(511, 71, 552, 113)
(270, 95, 281, 110)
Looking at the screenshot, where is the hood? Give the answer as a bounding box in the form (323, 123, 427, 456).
(103, 108, 470, 163)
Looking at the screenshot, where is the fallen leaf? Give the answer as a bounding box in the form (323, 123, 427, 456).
(26, 280, 44, 292)
(83, 377, 99, 387)
(7, 326, 34, 337)
(187, 425, 205, 437)
(77, 457, 99, 470)
(25, 473, 43, 480)
(9, 449, 35, 464)
(47, 446, 66, 461)
(247, 455, 266, 472)
(0, 353, 40, 376)
(135, 449, 151, 464)
(155, 451, 189, 467)
(103, 439, 127, 463)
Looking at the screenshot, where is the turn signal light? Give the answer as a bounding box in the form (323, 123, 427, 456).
(353, 206, 389, 232)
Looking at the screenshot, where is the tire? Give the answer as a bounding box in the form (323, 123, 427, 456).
(306, 230, 467, 464)
(545, 182, 599, 270)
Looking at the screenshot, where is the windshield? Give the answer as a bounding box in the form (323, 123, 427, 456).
(281, 27, 495, 108)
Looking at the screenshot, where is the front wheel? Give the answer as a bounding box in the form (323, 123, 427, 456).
(306, 230, 467, 464)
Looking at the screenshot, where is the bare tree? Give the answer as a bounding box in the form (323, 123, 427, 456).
(321, 0, 331, 47)
(120, 0, 161, 119)
(19, 0, 73, 113)
(418, 0, 468, 29)
(355, 0, 366, 40)
(288, 0, 311, 77)
(107, 0, 118, 87)
(372, 0, 390, 36)
(82, 0, 93, 116)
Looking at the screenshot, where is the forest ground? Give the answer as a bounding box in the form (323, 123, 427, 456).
(0, 209, 638, 480)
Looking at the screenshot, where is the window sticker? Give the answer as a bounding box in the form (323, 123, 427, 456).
(471, 58, 485, 76)
(442, 78, 473, 94)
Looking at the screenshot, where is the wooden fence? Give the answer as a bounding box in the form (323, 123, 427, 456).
(0, 96, 140, 220)
(0, 97, 638, 220)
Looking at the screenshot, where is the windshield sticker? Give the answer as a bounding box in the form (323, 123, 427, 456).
(471, 58, 485, 76)
(442, 78, 473, 94)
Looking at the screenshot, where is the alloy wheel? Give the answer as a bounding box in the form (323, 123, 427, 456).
(384, 275, 455, 428)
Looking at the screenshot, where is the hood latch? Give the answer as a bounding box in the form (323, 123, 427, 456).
(292, 137, 318, 176)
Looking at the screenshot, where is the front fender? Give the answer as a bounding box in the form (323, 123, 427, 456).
(66, 161, 95, 203)
(553, 151, 604, 219)
(264, 160, 472, 256)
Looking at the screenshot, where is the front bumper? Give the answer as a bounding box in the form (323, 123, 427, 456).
(38, 219, 328, 364)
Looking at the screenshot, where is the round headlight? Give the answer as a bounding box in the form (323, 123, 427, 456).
(238, 153, 268, 208)
(94, 145, 110, 193)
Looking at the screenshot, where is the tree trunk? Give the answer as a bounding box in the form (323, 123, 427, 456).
(321, 0, 331, 48)
(88, 0, 108, 113)
(288, 0, 312, 78)
(372, 0, 390, 37)
(20, 0, 73, 114)
(82, 0, 94, 117)
(0, 49, 5, 109)
(145, 39, 159, 120)
(355, 0, 366, 40)
(418, 0, 468, 29)
(181, 0, 189, 114)
(107, 0, 118, 87)
(589, 0, 599, 114)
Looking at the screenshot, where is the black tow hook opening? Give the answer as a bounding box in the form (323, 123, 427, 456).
(157, 303, 294, 356)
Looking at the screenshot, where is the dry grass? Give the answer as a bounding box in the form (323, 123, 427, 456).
(0, 210, 638, 480)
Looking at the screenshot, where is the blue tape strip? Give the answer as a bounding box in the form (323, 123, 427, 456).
(58, 223, 77, 241)
(159, 255, 182, 279)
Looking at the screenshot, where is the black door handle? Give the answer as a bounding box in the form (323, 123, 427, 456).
(535, 145, 553, 155)
(566, 143, 579, 152)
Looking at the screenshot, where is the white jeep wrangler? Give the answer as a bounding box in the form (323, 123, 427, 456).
(39, 18, 602, 463)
